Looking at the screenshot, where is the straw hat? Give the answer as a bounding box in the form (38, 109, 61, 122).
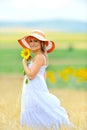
(18, 29, 55, 53)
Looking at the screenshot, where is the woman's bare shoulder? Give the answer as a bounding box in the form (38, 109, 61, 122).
(35, 54, 44, 60)
(34, 54, 45, 65)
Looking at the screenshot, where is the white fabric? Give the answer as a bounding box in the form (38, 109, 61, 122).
(21, 38, 30, 49)
(46, 41, 53, 51)
(20, 61, 74, 129)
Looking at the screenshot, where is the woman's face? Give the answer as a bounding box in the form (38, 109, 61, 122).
(28, 37, 41, 52)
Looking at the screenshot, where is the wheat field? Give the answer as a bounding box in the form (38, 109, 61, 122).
(0, 75, 87, 130)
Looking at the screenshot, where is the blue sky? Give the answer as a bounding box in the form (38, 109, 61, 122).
(0, 0, 87, 22)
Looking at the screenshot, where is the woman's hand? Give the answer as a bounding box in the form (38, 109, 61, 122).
(22, 54, 45, 80)
(22, 58, 27, 65)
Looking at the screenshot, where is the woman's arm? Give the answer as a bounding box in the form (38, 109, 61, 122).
(22, 54, 44, 80)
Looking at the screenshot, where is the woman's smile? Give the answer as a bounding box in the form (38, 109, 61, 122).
(28, 37, 41, 51)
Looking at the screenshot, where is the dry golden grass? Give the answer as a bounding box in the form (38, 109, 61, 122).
(0, 75, 87, 130)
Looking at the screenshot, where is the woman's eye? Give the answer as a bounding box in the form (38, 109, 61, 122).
(30, 40, 32, 42)
(34, 40, 38, 42)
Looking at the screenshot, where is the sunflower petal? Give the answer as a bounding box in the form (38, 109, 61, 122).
(20, 49, 31, 60)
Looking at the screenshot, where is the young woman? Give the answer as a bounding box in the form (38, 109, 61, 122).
(18, 29, 74, 130)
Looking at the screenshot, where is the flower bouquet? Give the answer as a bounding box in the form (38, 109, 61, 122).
(21, 49, 31, 84)
(21, 48, 31, 60)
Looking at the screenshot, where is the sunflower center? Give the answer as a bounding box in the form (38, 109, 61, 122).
(24, 51, 28, 56)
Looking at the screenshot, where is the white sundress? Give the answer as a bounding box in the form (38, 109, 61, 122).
(20, 61, 74, 130)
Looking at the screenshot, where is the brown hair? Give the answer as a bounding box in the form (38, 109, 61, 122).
(41, 41, 48, 65)
(41, 41, 46, 53)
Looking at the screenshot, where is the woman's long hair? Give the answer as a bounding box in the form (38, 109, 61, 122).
(41, 41, 48, 65)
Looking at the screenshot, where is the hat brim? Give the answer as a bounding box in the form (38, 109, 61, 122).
(18, 35, 55, 53)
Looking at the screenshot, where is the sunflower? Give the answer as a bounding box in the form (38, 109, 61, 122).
(21, 49, 31, 60)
